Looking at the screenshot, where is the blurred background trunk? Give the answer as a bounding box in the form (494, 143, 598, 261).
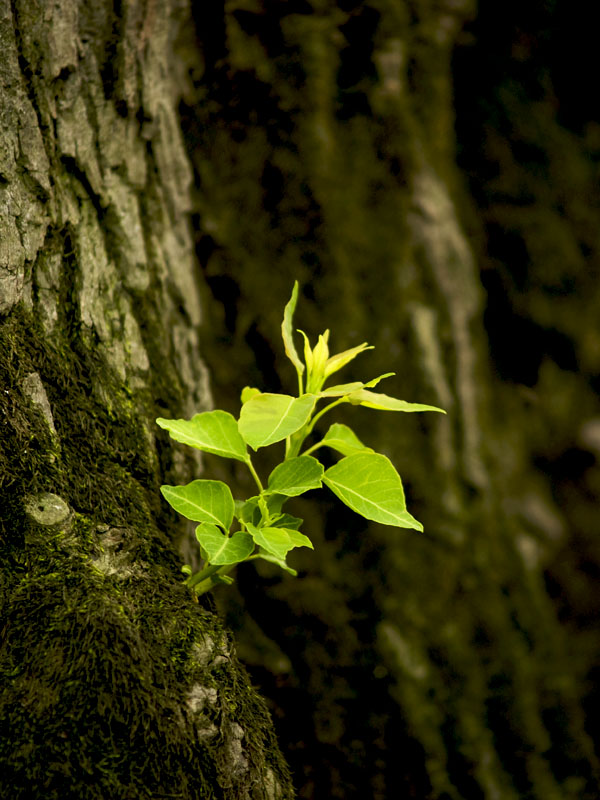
(179, 1, 600, 798)
(0, 1, 293, 797)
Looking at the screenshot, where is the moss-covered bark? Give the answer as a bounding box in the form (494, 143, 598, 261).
(0, 1, 293, 797)
(179, 2, 600, 798)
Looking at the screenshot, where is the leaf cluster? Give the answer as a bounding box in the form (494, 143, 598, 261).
(157, 282, 445, 595)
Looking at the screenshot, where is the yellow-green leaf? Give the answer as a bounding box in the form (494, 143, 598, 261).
(195, 523, 254, 565)
(238, 393, 316, 450)
(281, 281, 305, 382)
(266, 455, 324, 496)
(347, 389, 446, 414)
(157, 410, 248, 462)
(160, 480, 234, 529)
(323, 453, 423, 530)
(318, 423, 373, 456)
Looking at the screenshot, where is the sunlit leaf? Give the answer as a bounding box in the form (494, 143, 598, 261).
(241, 386, 261, 404)
(323, 453, 423, 530)
(317, 423, 373, 456)
(157, 410, 248, 462)
(284, 528, 313, 549)
(347, 389, 446, 414)
(237, 494, 286, 526)
(317, 374, 393, 398)
(267, 455, 324, 497)
(238, 393, 316, 450)
(364, 373, 395, 388)
(195, 523, 254, 565)
(281, 281, 305, 382)
(160, 480, 234, 529)
(324, 342, 373, 379)
(255, 551, 298, 576)
(247, 523, 313, 559)
(317, 382, 364, 397)
(269, 513, 303, 530)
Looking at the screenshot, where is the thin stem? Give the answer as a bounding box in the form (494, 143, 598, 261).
(186, 563, 221, 589)
(286, 425, 309, 459)
(305, 397, 346, 434)
(287, 397, 348, 460)
(301, 441, 322, 457)
(188, 564, 236, 595)
(245, 456, 264, 492)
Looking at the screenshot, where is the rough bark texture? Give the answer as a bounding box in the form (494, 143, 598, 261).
(0, 1, 293, 797)
(179, 2, 600, 799)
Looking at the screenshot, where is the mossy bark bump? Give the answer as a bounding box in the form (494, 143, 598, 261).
(0, 1, 293, 797)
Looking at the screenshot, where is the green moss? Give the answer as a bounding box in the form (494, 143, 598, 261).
(0, 303, 294, 798)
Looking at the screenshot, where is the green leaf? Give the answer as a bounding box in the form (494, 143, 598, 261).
(237, 497, 260, 526)
(247, 524, 313, 559)
(241, 386, 261, 404)
(318, 423, 374, 456)
(346, 389, 446, 414)
(238, 393, 316, 450)
(160, 480, 234, 529)
(195, 523, 254, 565)
(237, 494, 286, 526)
(264, 494, 286, 517)
(270, 513, 303, 530)
(364, 373, 395, 388)
(284, 528, 313, 549)
(234, 498, 247, 518)
(317, 381, 364, 397)
(323, 341, 373, 379)
(247, 525, 292, 559)
(317, 374, 393, 398)
(266, 455, 324, 497)
(323, 453, 423, 530)
(281, 281, 305, 382)
(156, 410, 248, 462)
(255, 551, 298, 576)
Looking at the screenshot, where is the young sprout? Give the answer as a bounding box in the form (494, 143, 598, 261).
(157, 281, 445, 595)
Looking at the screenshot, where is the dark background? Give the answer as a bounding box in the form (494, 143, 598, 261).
(176, 1, 600, 797)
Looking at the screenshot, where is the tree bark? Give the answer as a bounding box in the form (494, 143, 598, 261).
(180, 2, 600, 799)
(0, 1, 293, 797)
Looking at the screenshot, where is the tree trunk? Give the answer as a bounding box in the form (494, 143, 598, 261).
(180, 2, 600, 799)
(0, 1, 293, 797)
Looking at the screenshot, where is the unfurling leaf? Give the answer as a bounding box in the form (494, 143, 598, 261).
(323, 452, 423, 530)
(317, 382, 364, 397)
(157, 410, 248, 462)
(346, 389, 446, 414)
(160, 480, 234, 530)
(317, 374, 393, 398)
(324, 341, 373, 379)
(282, 281, 305, 383)
(237, 494, 286, 526)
